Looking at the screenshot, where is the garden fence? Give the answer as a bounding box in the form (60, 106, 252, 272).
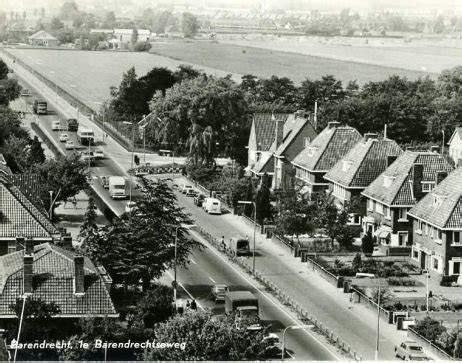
(194, 225, 362, 361)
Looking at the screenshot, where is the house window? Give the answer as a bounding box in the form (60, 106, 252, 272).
(417, 220, 424, 234)
(376, 203, 383, 215)
(424, 223, 428, 236)
(368, 199, 374, 211)
(454, 232, 461, 244)
(303, 137, 311, 147)
(422, 182, 434, 192)
(413, 249, 419, 260)
(349, 213, 360, 225)
(398, 208, 408, 221)
(384, 205, 391, 219)
(7, 241, 16, 254)
(454, 262, 461, 275)
(437, 229, 442, 240)
(333, 183, 346, 200)
(433, 257, 439, 271)
(398, 232, 408, 246)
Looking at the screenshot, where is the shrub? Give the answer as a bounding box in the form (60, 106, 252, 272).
(414, 316, 447, 342)
(361, 231, 374, 254)
(134, 41, 152, 52)
(440, 275, 458, 286)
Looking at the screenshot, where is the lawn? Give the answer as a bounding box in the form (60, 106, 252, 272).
(5, 48, 240, 112)
(149, 40, 433, 85)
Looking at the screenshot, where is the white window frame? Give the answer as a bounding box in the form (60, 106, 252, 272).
(368, 199, 373, 211)
(376, 202, 383, 215)
(398, 208, 408, 222)
(422, 182, 434, 192)
(398, 231, 408, 246)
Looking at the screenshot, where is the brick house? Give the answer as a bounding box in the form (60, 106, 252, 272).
(407, 167, 462, 276)
(291, 122, 362, 200)
(0, 174, 60, 255)
(361, 150, 453, 248)
(448, 127, 462, 167)
(324, 134, 402, 226)
(0, 242, 117, 319)
(247, 111, 317, 188)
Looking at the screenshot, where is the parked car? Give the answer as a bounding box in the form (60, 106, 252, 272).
(64, 140, 74, 150)
(185, 188, 198, 197)
(211, 284, 228, 302)
(194, 194, 206, 207)
(20, 88, 31, 97)
(51, 120, 61, 131)
(99, 175, 109, 189)
(59, 133, 69, 142)
(181, 183, 193, 194)
(395, 341, 429, 360)
(67, 118, 79, 132)
(261, 333, 283, 358)
(93, 148, 104, 159)
(125, 201, 137, 214)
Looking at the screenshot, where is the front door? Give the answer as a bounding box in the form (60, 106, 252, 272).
(454, 262, 461, 275)
(420, 251, 427, 269)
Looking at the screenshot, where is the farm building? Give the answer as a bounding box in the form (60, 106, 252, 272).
(28, 30, 58, 47)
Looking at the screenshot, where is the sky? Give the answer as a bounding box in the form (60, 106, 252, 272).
(0, 0, 459, 13)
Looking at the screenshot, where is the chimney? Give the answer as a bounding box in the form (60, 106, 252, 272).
(430, 145, 440, 153)
(74, 256, 85, 295)
(25, 239, 34, 255)
(387, 155, 398, 167)
(275, 120, 284, 148)
(15, 237, 25, 252)
(328, 121, 340, 129)
(364, 132, 378, 141)
(412, 163, 424, 201)
(294, 109, 306, 118)
(23, 256, 33, 294)
(62, 235, 73, 250)
(436, 171, 448, 185)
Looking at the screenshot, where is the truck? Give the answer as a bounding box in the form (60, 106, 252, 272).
(224, 291, 261, 331)
(202, 198, 222, 215)
(77, 127, 95, 145)
(225, 236, 250, 256)
(33, 100, 47, 115)
(67, 118, 79, 132)
(108, 176, 126, 199)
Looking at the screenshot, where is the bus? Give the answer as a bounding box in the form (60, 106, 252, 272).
(77, 127, 95, 145)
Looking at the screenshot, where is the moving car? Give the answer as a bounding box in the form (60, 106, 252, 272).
(261, 333, 283, 358)
(67, 118, 78, 132)
(185, 188, 198, 197)
(93, 148, 104, 159)
(80, 150, 95, 166)
(194, 194, 206, 207)
(395, 341, 429, 360)
(20, 88, 31, 97)
(203, 198, 222, 214)
(51, 120, 61, 131)
(99, 175, 109, 189)
(64, 140, 74, 150)
(125, 201, 136, 214)
(59, 133, 69, 142)
(181, 183, 193, 194)
(211, 284, 228, 302)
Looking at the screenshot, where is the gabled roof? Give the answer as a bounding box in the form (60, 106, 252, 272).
(0, 243, 117, 317)
(251, 153, 274, 175)
(362, 151, 454, 206)
(0, 175, 59, 238)
(325, 137, 403, 188)
(252, 113, 291, 152)
(448, 127, 462, 145)
(28, 30, 57, 41)
(408, 167, 462, 229)
(274, 116, 317, 157)
(292, 124, 362, 172)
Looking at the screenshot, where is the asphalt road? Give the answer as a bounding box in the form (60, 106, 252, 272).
(177, 236, 338, 361)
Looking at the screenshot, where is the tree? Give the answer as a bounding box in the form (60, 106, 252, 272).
(454, 336, 462, 359)
(352, 253, 362, 271)
(133, 41, 151, 52)
(255, 173, 272, 225)
(361, 230, 374, 255)
(109, 67, 141, 120)
(98, 179, 200, 291)
(143, 310, 273, 360)
(173, 64, 201, 82)
(130, 28, 138, 47)
(78, 197, 100, 259)
(0, 59, 8, 80)
(1, 78, 22, 104)
(28, 135, 46, 165)
(2, 135, 29, 172)
(50, 17, 64, 31)
(59, 1, 79, 21)
(414, 316, 447, 342)
(103, 11, 116, 28)
(134, 284, 175, 328)
(182, 12, 198, 38)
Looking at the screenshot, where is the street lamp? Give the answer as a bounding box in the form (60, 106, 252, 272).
(48, 190, 60, 220)
(237, 200, 256, 275)
(424, 269, 430, 313)
(375, 280, 381, 361)
(173, 223, 196, 312)
(123, 121, 135, 204)
(138, 115, 153, 165)
(281, 324, 314, 360)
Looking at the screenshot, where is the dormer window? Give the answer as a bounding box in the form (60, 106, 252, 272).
(383, 175, 395, 188)
(433, 194, 446, 207)
(422, 182, 434, 192)
(342, 161, 353, 172)
(307, 146, 318, 157)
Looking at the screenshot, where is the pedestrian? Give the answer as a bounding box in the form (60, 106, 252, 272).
(186, 300, 191, 309)
(221, 236, 225, 251)
(72, 196, 77, 209)
(190, 299, 197, 311)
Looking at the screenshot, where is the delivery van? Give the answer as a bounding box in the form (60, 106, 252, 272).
(203, 198, 221, 215)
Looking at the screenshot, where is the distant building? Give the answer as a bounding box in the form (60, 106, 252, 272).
(0, 242, 117, 319)
(28, 30, 58, 47)
(112, 28, 151, 48)
(408, 167, 462, 276)
(448, 127, 462, 167)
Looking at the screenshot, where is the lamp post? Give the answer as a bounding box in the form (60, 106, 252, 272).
(123, 121, 135, 203)
(424, 269, 430, 313)
(173, 224, 196, 312)
(375, 280, 381, 361)
(281, 325, 314, 360)
(237, 200, 256, 275)
(48, 189, 61, 220)
(14, 294, 29, 363)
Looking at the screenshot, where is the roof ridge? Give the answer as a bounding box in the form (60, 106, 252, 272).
(443, 194, 462, 228)
(349, 138, 375, 187)
(48, 245, 96, 274)
(313, 126, 337, 170)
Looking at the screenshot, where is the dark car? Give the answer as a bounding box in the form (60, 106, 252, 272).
(211, 284, 228, 302)
(67, 118, 79, 132)
(194, 194, 206, 207)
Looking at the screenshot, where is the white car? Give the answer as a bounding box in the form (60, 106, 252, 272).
(125, 201, 137, 213)
(93, 149, 104, 159)
(59, 133, 69, 142)
(64, 140, 74, 150)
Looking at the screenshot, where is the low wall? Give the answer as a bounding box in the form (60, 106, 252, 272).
(305, 256, 340, 287)
(407, 327, 453, 361)
(350, 287, 392, 323)
(271, 234, 294, 253)
(410, 311, 462, 323)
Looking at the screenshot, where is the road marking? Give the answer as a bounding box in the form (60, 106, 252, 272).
(208, 276, 216, 283)
(190, 258, 196, 264)
(189, 230, 340, 361)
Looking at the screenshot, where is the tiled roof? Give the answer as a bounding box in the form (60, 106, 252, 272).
(0, 243, 117, 317)
(448, 127, 462, 145)
(253, 113, 291, 152)
(28, 30, 57, 41)
(251, 153, 274, 174)
(325, 138, 403, 188)
(408, 167, 462, 229)
(292, 124, 362, 172)
(274, 116, 316, 157)
(362, 151, 454, 206)
(0, 176, 59, 238)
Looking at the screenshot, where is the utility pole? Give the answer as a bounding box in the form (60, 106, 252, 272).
(314, 100, 318, 130)
(375, 281, 381, 361)
(442, 130, 445, 155)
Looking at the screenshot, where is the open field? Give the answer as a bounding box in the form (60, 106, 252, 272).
(149, 40, 433, 85)
(4, 48, 241, 112)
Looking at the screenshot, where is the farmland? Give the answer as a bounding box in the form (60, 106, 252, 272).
(149, 40, 433, 85)
(4, 48, 241, 112)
